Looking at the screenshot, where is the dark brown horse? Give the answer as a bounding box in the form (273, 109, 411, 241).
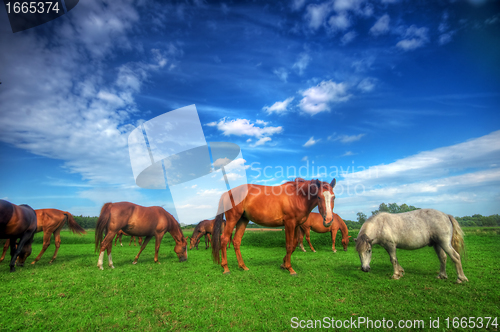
(298, 212, 351, 253)
(114, 230, 143, 247)
(190, 219, 232, 250)
(212, 178, 336, 275)
(0, 200, 37, 272)
(31, 209, 86, 264)
(95, 202, 188, 269)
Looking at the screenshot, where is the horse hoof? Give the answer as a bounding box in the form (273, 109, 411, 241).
(391, 275, 401, 280)
(223, 271, 231, 275)
(132, 261, 137, 265)
(99, 267, 103, 270)
(31, 261, 36, 265)
(313, 250, 317, 253)
(332, 250, 336, 253)
(290, 273, 297, 277)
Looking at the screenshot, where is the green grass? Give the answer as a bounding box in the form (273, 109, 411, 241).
(0, 228, 499, 331)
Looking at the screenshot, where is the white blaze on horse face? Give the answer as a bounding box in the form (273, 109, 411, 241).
(323, 191, 333, 219)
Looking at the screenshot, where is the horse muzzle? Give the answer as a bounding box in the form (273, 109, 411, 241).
(179, 257, 187, 262)
(361, 266, 370, 272)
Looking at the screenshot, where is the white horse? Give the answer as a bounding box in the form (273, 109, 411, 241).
(355, 209, 468, 283)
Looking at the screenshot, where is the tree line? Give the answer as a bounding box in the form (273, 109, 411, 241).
(66, 203, 500, 230)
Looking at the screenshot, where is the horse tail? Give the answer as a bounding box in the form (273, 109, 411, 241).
(95, 203, 113, 253)
(211, 195, 225, 264)
(449, 214, 466, 258)
(64, 213, 86, 235)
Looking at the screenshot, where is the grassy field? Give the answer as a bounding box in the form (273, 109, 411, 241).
(0, 228, 499, 331)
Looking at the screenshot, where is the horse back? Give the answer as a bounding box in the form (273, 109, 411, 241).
(0, 201, 37, 237)
(34, 208, 66, 232)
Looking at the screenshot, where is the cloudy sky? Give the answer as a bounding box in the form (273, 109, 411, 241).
(0, 0, 499, 223)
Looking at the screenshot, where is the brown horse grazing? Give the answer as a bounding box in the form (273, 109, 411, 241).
(30, 209, 86, 264)
(114, 230, 143, 247)
(212, 178, 336, 275)
(190, 219, 232, 250)
(298, 212, 351, 253)
(0, 200, 37, 272)
(95, 202, 188, 269)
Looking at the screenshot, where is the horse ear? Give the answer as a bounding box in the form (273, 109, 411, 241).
(330, 178, 336, 188)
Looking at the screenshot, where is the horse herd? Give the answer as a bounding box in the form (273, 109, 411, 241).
(0, 178, 468, 283)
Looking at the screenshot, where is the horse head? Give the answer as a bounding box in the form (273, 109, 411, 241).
(189, 229, 201, 250)
(175, 235, 188, 262)
(355, 234, 373, 272)
(16, 241, 33, 266)
(342, 235, 352, 251)
(310, 178, 336, 228)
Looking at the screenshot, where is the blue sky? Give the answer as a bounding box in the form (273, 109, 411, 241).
(0, 0, 499, 223)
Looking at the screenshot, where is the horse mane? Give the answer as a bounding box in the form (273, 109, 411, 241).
(355, 233, 371, 252)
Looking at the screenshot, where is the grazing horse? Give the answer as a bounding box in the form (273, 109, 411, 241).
(0, 200, 37, 272)
(114, 230, 143, 247)
(95, 202, 188, 269)
(31, 209, 86, 264)
(298, 212, 351, 253)
(189, 219, 232, 250)
(212, 178, 336, 275)
(355, 209, 468, 283)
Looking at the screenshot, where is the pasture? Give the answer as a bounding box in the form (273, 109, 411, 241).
(0, 228, 499, 331)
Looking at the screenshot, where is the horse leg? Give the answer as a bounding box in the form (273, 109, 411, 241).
(154, 233, 166, 264)
(280, 223, 297, 275)
(331, 228, 339, 253)
(106, 240, 115, 269)
(31, 231, 52, 264)
(114, 234, 118, 246)
(119, 233, 123, 247)
(433, 244, 448, 280)
(132, 236, 153, 264)
(305, 228, 315, 253)
(0, 239, 9, 262)
(10, 230, 35, 271)
(298, 227, 306, 252)
(48, 230, 62, 264)
(205, 234, 209, 250)
(207, 233, 212, 249)
(384, 245, 404, 279)
(220, 219, 238, 275)
(440, 243, 468, 283)
(97, 231, 117, 270)
(233, 218, 249, 271)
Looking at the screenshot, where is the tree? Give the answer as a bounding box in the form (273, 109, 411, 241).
(357, 212, 367, 225)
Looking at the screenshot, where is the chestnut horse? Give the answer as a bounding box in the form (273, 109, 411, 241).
(212, 178, 336, 275)
(0, 200, 37, 272)
(31, 209, 86, 264)
(114, 230, 143, 247)
(189, 219, 232, 250)
(298, 212, 351, 253)
(95, 202, 188, 269)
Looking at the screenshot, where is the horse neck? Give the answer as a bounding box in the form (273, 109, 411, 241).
(336, 216, 349, 238)
(295, 181, 319, 215)
(168, 221, 184, 243)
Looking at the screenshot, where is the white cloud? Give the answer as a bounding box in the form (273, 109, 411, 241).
(370, 14, 390, 36)
(252, 137, 272, 147)
(330, 133, 365, 143)
(357, 77, 376, 92)
(304, 2, 332, 30)
(273, 67, 288, 82)
(396, 25, 429, 51)
(328, 12, 351, 32)
(303, 137, 320, 147)
(262, 97, 295, 115)
(211, 118, 283, 138)
(293, 53, 312, 75)
(342, 151, 356, 157)
(299, 80, 351, 115)
(302, 156, 308, 161)
(341, 31, 357, 45)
